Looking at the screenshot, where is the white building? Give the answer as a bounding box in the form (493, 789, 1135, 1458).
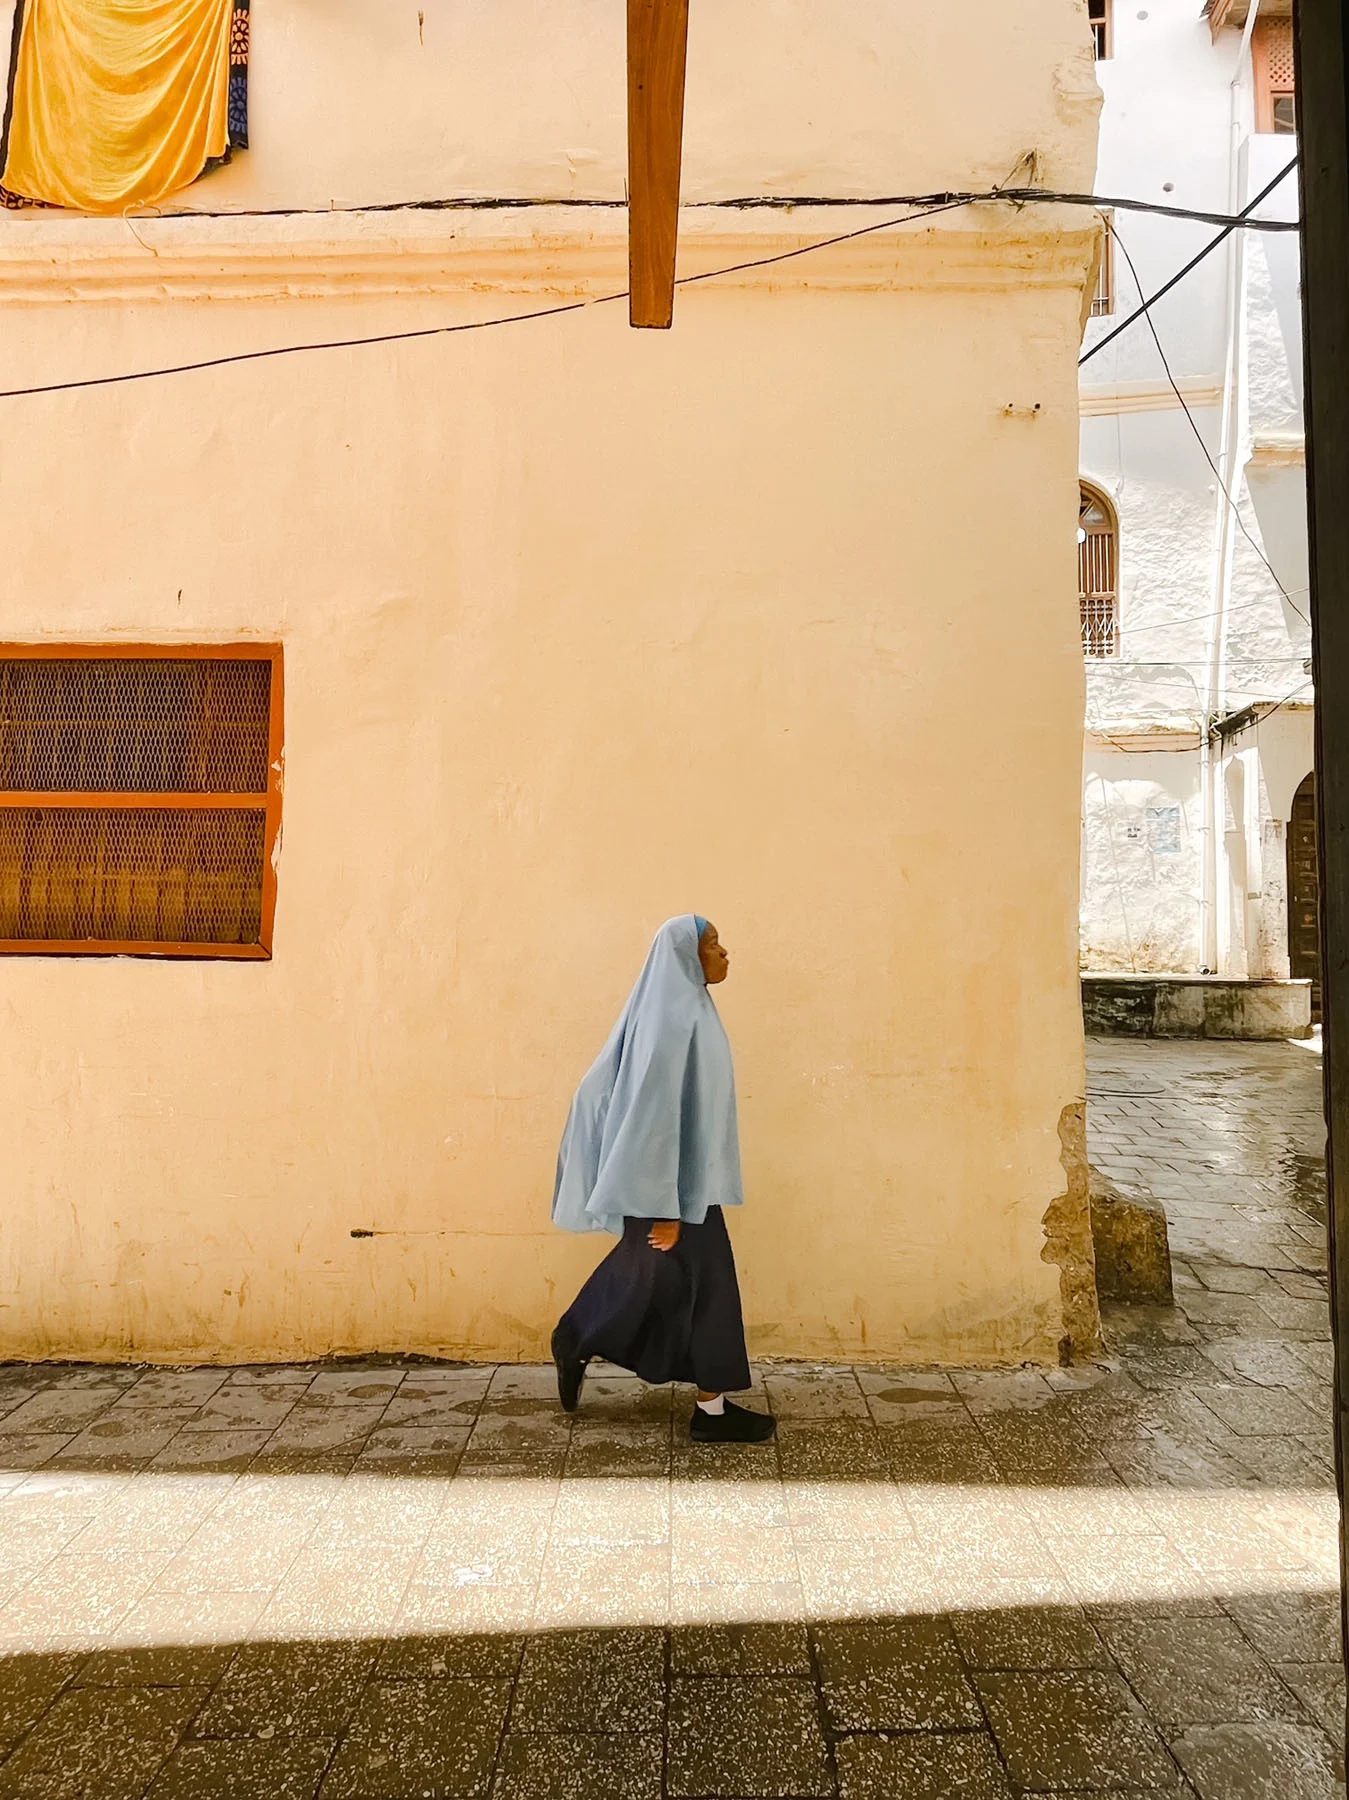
(1079, 0, 1315, 1025)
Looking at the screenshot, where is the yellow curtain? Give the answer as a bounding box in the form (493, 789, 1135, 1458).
(2, 0, 235, 213)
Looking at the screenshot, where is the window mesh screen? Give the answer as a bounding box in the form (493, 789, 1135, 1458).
(1260, 18, 1295, 91)
(1080, 491, 1119, 658)
(0, 808, 266, 944)
(0, 658, 271, 793)
(1255, 19, 1295, 132)
(0, 652, 277, 953)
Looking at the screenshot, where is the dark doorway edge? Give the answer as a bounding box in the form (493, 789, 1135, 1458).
(1294, 0, 1349, 1755)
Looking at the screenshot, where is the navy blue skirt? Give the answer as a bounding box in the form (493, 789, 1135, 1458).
(556, 1205, 752, 1394)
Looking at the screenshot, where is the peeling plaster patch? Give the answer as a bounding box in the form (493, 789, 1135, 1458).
(1041, 1101, 1102, 1362)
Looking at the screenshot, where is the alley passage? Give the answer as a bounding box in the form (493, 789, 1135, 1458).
(0, 1037, 1340, 1799)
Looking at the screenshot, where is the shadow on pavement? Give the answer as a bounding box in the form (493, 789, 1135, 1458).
(0, 1596, 1343, 1799)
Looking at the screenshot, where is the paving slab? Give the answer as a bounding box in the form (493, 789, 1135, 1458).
(666, 1676, 833, 1797)
(975, 1669, 1183, 1790)
(0, 1654, 83, 1738)
(1285, 1668, 1347, 1753)
(812, 1617, 981, 1731)
(491, 1731, 663, 1800)
(671, 1622, 812, 1676)
(0, 1684, 206, 1800)
(375, 1633, 524, 1682)
(951, 1605, 1111, 1671)
(835, 1730, 1013, 1799)
(511, 1628, 665, 1733)
(318, 1678, 511, 1798)
(1100, 1615, 1304, 1726)
(146, 1737, 332, 1800)
(1170, 1720, 1343, 1799)
(191, 1640, 379, 1740)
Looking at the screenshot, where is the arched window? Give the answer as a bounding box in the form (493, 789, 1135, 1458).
(1079, 485, 1119, 657)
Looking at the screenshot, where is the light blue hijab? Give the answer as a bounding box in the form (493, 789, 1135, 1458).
(552, 915, 744, 1236)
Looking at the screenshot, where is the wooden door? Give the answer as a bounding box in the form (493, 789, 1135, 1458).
(1288, 772, 1322, 1021)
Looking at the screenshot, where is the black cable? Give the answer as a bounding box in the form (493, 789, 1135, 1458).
(671, 195, 970, 289)
(0, 195, 972, 401)
(709, 189, 1300, 231)
(1087, 676, 1303, 702)
(1124, 657, 1310, 668)
(1094, 593, 1310, 640)
(1211, 671, 1316, 741)
(1087, 667, 1314, 754)
(109, 185, 1301, 232)
(1110, 226, 1311, 626)
(1080, 158, 1298, 366)
(0, 293, 616, 400)
(0, 170, 1300, 402)
(1085, 228, 1313, 749)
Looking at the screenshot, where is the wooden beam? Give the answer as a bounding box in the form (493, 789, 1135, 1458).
(1294, 0, 1349, 1709)
(627, 0, 690, 328)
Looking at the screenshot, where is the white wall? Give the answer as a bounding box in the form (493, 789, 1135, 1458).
(1083, 2, 1240, 385)
(1082, 749, 1202, 971)
(1079, 0, 1311, 979)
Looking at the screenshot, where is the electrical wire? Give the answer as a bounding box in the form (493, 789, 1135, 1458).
(1089, 678, 1291, 704)
(1215, 671, 1316, 740)
(4, 169, 1314, 734)
(1118, 656, 1310, 667)
(0, 293, 616, 400)
(1088, 674, 1315, 753)
(1099, 593, 1311, 640)
(0, 195, 979, 401)
(1090, 736, 1205, 755)
(1079, 158, 1298, 367)
(0, 166, 1301, 401)
(102, 185, 1304, 232)
(1109, 226, 1311, 628)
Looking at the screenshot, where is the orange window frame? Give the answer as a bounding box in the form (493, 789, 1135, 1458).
(1252, 17, 1295, 134)
(0, 643, 283, 959)
(1079, 486, 1119, 659)
(1088, 0, 1112, 61)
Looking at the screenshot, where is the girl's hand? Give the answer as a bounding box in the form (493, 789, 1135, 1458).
(648, 1221, 681, 1252)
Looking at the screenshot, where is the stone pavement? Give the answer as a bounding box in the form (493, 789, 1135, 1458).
(0, 1035, 1340, 1799)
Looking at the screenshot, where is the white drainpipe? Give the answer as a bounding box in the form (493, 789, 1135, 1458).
(1200, 0, 1260, 972)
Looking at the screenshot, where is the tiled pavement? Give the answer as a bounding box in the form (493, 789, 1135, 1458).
(0, 1036, 1341, 1799)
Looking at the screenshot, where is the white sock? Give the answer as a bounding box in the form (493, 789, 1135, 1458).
(696, 1395, 726, 1415)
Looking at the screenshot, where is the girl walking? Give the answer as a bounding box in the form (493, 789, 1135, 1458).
(550, 916, 774, 1443)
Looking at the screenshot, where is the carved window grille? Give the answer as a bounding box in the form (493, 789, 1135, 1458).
(1079, 487, 1119, 657)
(1089, 0, 1112, 60)
(1092, 213, 1115, 317)
(1254, 18, 1296, 133)
(0, 646, 282, 957)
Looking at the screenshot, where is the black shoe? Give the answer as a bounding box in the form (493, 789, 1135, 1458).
(551, 1327, 586, 1413)
(689, 1400, 777, 1444)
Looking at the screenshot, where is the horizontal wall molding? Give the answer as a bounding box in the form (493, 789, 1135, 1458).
(1086, 724, 1205, 752)
(1080, 377, 1225, 417)
(1250, 433, 1306, 467)
(0, 205, 1099, 304)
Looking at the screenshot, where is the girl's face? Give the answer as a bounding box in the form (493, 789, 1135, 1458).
(698, 924, 730, 985)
